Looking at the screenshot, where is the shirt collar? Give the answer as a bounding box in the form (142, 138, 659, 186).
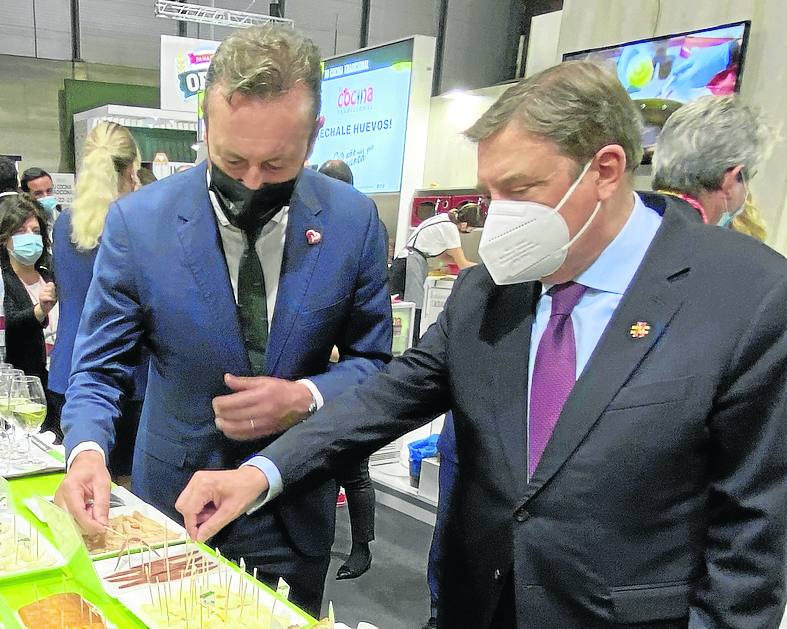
(205, 168, 288, 229)
(541, 192, 660, 297)
(574, 192, 660, 295)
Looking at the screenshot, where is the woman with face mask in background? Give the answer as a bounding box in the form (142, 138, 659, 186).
(0, 193, 59, 434)
(48, 121, 143, 470)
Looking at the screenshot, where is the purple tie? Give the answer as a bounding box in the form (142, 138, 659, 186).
(528, 281, 587, 479)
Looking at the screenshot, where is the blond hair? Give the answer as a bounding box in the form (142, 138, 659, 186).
(72, 122, 140, 251)
(466, 61, 643, 171)
(732, 194, 768, 242)
(204, 23, 322, 121)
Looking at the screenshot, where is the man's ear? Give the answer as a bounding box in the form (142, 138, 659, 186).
(593, 144, 627, 202)
(720, 165, 744, 197)
(306, 115, 325, 158)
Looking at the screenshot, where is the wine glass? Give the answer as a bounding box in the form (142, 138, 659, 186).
(0, 370, 20, 470)
(0, 370, 25, 463)
(10, 376, 47, 469)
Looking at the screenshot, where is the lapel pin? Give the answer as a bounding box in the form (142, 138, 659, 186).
(629, 321, 651, 339)
(305, 229, 322, 245)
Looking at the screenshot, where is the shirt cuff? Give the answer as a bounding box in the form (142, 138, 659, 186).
(297, 378, 324, 411)
(241, 456, 284, 514)
(67, 442, 106, 470)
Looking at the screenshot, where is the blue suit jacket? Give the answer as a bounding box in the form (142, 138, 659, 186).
(61, 163, 392, 556)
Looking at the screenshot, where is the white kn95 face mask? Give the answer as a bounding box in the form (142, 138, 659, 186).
(478, 161, 601, 285)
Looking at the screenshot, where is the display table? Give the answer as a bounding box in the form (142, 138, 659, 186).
(1, 472, 318, 628)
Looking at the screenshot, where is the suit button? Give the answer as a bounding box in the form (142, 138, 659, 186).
(514, 507, 530, 522)
(493, 568, 502, 582)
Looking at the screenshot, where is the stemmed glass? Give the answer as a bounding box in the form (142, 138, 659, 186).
(0, 368, 21, 471)
(0, 370, 25, 464)
(9, 376, 47, 470)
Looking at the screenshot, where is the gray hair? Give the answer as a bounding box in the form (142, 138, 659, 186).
(465, 61, 643, 172)
(652, 95, 773, 196)
(205, 24, 322, 120)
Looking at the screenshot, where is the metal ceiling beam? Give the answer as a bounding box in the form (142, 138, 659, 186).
(154, 0, 294, 29)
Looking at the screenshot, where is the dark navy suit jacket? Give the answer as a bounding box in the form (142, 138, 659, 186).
(61, 163, 392, 557)
(261, 195, 787, 627)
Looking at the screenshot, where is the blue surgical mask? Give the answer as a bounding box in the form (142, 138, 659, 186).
(9, 233, 43, 266)
(717, 211, 739, 228)
(38, 195, 58, 216)
(718, 173, 748, 228)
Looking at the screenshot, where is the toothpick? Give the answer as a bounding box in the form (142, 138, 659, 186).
(239, 558, 247, 610)
(147, 565, 155, 605)
(224, 573, 233, 620)
(269, 592, 278, 626)
(183, 597, 189, 629)
(215, 547, 223, 589)
(253, 567, 260, 621)
(179, 555, 186, 602)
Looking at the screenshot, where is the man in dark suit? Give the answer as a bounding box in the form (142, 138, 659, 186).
(177, 61, 787, 627)
(54, 24, 391, 615)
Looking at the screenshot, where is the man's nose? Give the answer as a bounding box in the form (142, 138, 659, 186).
(241, 168, 269, 190)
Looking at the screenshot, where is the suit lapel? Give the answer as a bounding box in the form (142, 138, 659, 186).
(175, 163, 249, 376)
(523, 204, 694, 501)
(486, 282, 539, 495)
(265, 171, 324, 375)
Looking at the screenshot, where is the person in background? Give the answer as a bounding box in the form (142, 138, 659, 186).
(0, 193, 59, 434)
(652, 94, 772, 226)
(317, 158, 377, 581)
(317, 159, 354, 185)
(732, 193, 768, 242)
(55, 24, 391, 616)
(177, 61, 787, 628)
(49, 121, 144, 477)
(0, 157, 19, 197)
(421, 412, 457, 629)
(20, 167, 59, 228)
(136, 167, 157, 188)
(390, 204, 476, 339)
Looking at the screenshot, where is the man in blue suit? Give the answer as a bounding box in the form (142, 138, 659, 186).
(55, 24, 391, 615)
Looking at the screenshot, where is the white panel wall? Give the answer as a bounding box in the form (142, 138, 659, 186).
(182, 0, 362, 58)
(79, 0, 179, 69)
(368, 0, 436, 46)
(560, 0, 787, 253)
(525, 10, 562, 77)
(286, 0, 362, 56)
(440, 0, 523, 92)
(0, 0, 71, 59)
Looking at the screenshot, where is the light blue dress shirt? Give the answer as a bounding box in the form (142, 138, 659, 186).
(528, 193, 662, 394)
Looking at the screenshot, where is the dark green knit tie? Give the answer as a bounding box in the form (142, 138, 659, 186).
(238, 226, 268, 375)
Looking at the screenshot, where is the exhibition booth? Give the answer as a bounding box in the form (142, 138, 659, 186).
(1, 4, 784, 626)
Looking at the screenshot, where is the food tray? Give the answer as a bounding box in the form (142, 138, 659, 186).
(24, 487, 187, 560)
(0, 513, 65, 584)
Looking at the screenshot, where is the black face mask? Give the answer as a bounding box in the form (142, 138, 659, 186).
(209, 162, 298, 233)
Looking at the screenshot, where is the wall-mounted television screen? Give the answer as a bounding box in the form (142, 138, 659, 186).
(563, 21, 750, 162)
(310, 39, 414, 194)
